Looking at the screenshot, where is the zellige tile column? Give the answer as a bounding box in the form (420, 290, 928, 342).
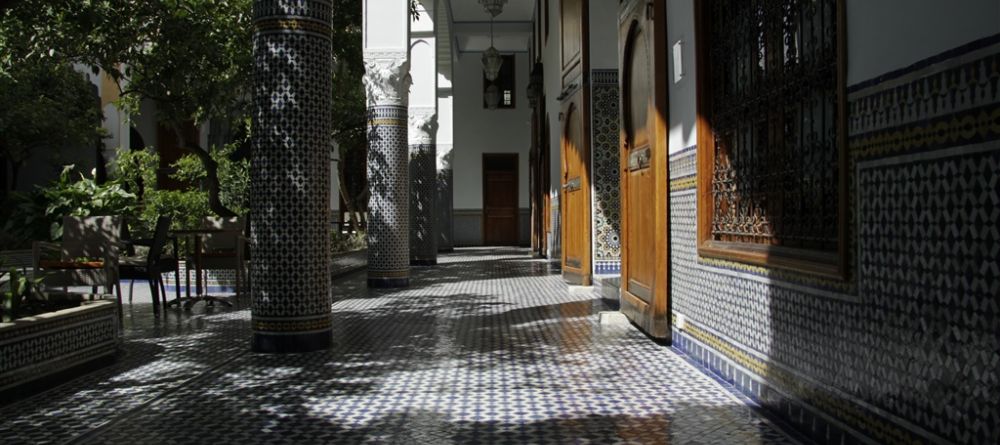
(250, 0, 333, 353)
(363, 51, 411, 287)
(409, 108, 438, 265)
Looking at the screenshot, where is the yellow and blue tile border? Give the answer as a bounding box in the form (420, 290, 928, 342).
(670, 316, 944, 445)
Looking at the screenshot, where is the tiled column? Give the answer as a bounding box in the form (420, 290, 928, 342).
(363, 52, 411, 288)
(409, 108, 438, 265)
(250, 0, 332, 353)
(436, 144, 454, 252)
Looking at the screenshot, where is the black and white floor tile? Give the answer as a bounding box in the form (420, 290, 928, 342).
(0, 248, 802, 444)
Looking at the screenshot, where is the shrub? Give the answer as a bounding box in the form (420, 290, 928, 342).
(331, 230, 366, 255)
(114, 144, 247, 236)
(0, 165, 136, 246)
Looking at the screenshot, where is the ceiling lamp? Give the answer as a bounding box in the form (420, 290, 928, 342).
(479, 0, 508, 18)
(479, 0, 505, 82)
(482, 45, 502, 82)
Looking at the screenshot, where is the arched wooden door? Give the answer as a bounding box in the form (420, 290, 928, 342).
(619, 0, 669, 339)
(560, 98, 592, 285)
(559, 0, 591, 285)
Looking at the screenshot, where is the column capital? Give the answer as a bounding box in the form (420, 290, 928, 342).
(408, 107, 438, 145)
(363, 50, 410, 107)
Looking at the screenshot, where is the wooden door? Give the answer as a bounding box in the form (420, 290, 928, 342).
(619, 0, 669, 339)
(560, 94, 591, 285)
(483, 153, 519, 246)
(559, 0, 591, 285)
(540, 102, 551, 257)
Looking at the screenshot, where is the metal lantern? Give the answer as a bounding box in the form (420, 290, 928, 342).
(482, 46, 503, 82)
(485, 83, 500, 109)
(479, 0, 508, 18)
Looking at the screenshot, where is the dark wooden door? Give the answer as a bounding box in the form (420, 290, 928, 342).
(483, 153, 519, 246)
(619, 0, 669, 339)
(560, 96, 591, 285)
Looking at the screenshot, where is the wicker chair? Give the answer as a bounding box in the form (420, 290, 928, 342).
(186, 216, 248, 302)
(32, 216, 124, 311)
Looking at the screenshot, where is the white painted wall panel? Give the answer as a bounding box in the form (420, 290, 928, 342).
(452, 52, 532, 209)
(589, 0, 618, 69)
(846, 0, 1000, 84)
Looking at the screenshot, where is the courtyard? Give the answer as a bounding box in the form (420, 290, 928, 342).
(1, 248, 801, 444)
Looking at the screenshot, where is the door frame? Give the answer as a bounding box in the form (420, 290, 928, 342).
(618, 0, 670, 340)
(482, 153, 520, 246)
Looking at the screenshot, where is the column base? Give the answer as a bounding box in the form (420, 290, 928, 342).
(367, 277, 410, 288)
(252, 330, 332, 354)
(410, 258, 437, 267)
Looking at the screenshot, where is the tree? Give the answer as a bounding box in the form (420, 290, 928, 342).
(3, 0, 373, 222)
(1, 0, 252, 217)
(329, 0, 369, 231)
(0, 61, 104, 199)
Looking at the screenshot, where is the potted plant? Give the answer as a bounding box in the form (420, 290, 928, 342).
(1, 265, 46, 322)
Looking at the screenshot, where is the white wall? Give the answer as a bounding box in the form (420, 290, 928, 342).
(664, 0, 1000, 155)
(846, 0, 1000, 84)
(364, 0, 410, 50)
(666, 0, 698, 154)
(452, 51, 533, 209)
(589, 0, 619, 69)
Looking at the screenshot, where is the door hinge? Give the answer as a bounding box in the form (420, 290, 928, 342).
(646, 2, 654, 20)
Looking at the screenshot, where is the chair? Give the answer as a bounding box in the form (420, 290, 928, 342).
(187, 216, 248, 301)
(119, 216, 179, 314)
(33, 216, 124, 309)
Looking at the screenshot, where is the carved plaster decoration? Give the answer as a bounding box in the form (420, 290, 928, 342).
(363, 51, 411, 106)
(436, 144, 454, 171)
(408, 107, 438, 145)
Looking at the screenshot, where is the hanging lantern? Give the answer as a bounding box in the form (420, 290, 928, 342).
(482, 46, 503, 81)
(478, 0, 508, 18)
(485, 83, 500, 110)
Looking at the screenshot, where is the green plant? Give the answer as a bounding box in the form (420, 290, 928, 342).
(113, 145, 246, 236)
(0, 265, 47, 322)
(1, 165, 137, 246)
(171, 142, 249, 215)
(39, 165, 137, 240)
(331, 230, 367, 255)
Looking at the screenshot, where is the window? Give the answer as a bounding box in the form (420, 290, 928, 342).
(695, 0, 846, 277)
(483, 54, 516, 109)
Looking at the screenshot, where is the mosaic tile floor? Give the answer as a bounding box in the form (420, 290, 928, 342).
(0, 248, 803, 444)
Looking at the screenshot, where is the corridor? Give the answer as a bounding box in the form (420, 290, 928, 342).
(0, 249, 803, 444)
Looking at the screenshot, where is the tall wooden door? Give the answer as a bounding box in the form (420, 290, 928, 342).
(619, 0, 669, 339)
(483, 153, 519, 246)
(559, 0, 591, 285)
(560, 97, 591, 285)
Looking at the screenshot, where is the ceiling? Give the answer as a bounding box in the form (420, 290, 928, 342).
(444, 0, 536, 53)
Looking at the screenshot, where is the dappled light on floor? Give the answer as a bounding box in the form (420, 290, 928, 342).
(0, 248, 799, 444)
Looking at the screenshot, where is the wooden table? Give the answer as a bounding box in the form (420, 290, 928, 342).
(168, 228, 237, 309)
